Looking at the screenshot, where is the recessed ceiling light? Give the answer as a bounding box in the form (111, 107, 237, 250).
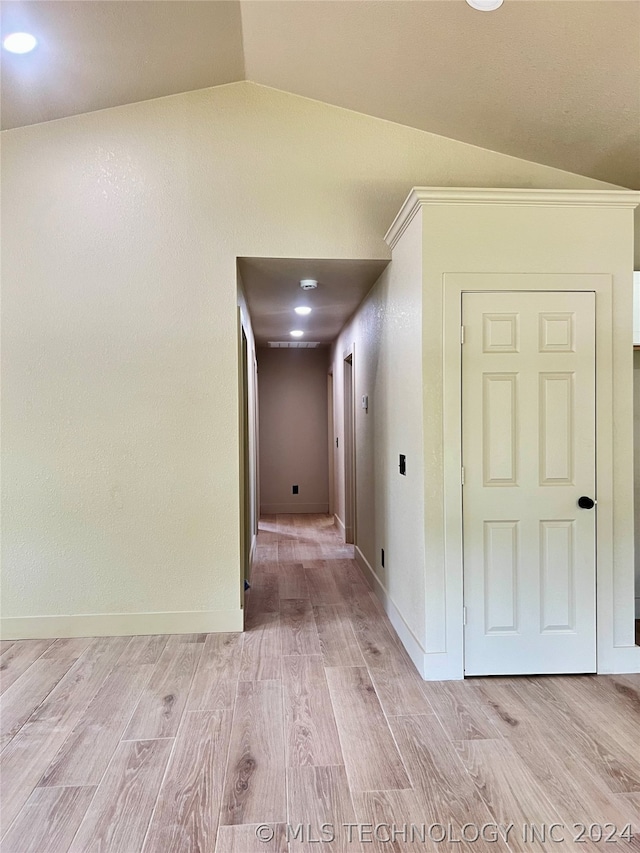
(466, 0, 503, 10)
(3, 32, 38, 54)
(290, 330, 304, 338)
(294, 306, 312, 316)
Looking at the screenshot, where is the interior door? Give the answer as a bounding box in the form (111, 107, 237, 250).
(462, 291, 596, 675)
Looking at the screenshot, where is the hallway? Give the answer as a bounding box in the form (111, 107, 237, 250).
(1, 514, 639, 851)
(241, 515, 640, 852)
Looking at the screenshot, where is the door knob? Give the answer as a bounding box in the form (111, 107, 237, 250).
(578, 496, 596, 509)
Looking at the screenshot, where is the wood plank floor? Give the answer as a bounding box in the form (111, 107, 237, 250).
(1, 513, 639, 852)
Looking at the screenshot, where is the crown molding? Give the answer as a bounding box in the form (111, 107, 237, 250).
(384, 187, 640, 250)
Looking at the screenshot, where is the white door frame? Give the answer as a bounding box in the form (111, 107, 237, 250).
(460, 289, 597, 675)
(442, 273, 617, 679)
(328, 370, 335, 519)
(238, 313, 251, 609)
(343, 345, 356, 545)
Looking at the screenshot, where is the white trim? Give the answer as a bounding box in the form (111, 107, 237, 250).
(334, 514, 346, 537)
(260, 502, 329, 514)
(352, 546, 457, 680)
(442, 273, 640, 678)
(354, 547, 425, 673)
(343, 343, 357, 546)
(598, 645, 640, 674)
(385, 188, 640, 249)
(249, 534, 257, 581)
(633, 273, 640, 345)
(0, 608, 244, 640)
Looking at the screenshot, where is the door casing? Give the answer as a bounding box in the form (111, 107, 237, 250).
(461, 289, 596, 675)
(328, 371, 335, 519)
(441, 273, 615, 680)
(343, 347, 356, 545)
(239, 322, 251, 602)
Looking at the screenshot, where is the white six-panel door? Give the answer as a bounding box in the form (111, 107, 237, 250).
(462, 291, 596, 675)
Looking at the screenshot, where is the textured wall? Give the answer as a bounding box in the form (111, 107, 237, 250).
(1, 81, 615, 635)
(332, 215, 426, 649)
(421, 200, 637, 672)
(258, 347, 329, 514)
(333, 197, 637, 676)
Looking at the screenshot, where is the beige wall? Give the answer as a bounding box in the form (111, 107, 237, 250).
(332, 216, 426, 657)
(333, 190, 638, 678)
(258, 347, 329, 514)
(1, 81, 618, 639)
(420, 194, 638, 676)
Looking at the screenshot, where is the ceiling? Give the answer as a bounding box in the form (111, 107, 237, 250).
(239, 258, 389, 344)
(0, 2, 244, 129)
(2, 1, 639, 191)
(2, 0, 638, 343)
(242, 0, 640, 190)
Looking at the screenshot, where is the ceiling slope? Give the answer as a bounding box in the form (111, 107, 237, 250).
(0, 1, 245, 129)
(241, 0, 640, 189)
(1, 1, 638, 191)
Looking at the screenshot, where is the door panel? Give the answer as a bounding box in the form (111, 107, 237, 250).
(462, 291, 596, 675)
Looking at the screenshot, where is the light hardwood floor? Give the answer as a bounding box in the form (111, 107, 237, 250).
(1, 514, 639, 852)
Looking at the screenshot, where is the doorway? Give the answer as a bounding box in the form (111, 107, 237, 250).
(328, 371, 335, 519)
(462, 291, 597, 675)
(239, 322, 251, 597)
(343, 350, 356, 545)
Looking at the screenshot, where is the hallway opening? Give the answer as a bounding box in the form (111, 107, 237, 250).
(237, 255, 388, 593)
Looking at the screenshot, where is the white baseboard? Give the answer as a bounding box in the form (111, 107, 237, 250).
(354, 546, 463, 680)
(261, 503, 329, 514)
(354, 552, 639, 679)
(334, 514, 345, 538)
(249, 535, 257, 580)
(0, 608, 244, 640)
(354, 546, 431, 679)
(598, 644, 640, 674)
(421, 652, 464, 681)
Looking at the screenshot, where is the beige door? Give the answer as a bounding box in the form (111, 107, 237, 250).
(462, 291, 596, 675)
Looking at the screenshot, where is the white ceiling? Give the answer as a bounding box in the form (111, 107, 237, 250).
(241, 0, 640, 190)
(2, 0, 638, 342)
(2, 0, 638, 191)
(0, 2, 244, 129)
(239, 258, 389, 344)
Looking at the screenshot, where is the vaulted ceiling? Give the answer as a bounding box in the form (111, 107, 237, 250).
(2, 0, 639, 190)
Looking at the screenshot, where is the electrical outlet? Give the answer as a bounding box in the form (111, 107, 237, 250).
(292, 485, 299, 495)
